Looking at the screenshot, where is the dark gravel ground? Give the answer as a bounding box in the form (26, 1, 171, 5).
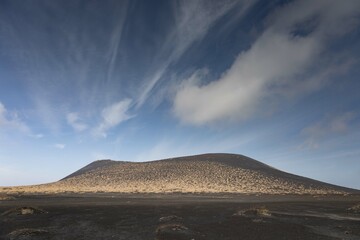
(0, 193, 360, 240)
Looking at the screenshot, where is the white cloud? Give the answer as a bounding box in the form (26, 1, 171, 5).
(0, 102, 30, 133)
(173, 0, 360, 125)
(301, 112, 356, 149)
(135, 0, 253, 108)
(54, 143, 65, 149)
(66, 112, 88, 132)
(93, 99, 133, 137)
(174, 32, 318, 124)
(30, 133, 44, 139)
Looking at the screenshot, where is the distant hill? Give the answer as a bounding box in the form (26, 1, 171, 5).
(0, 153, 357, 194)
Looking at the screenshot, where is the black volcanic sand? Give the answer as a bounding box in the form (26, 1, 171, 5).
(1, 194, 360, 240)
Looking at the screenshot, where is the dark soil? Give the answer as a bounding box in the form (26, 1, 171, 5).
(0, 193, 360, 240)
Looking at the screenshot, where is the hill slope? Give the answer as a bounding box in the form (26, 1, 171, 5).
(1, 153, 356, 194)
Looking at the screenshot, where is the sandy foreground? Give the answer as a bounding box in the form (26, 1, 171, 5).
(0, 193, 360, 240)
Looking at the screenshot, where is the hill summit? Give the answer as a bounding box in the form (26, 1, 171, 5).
(0, 153, 355, 194)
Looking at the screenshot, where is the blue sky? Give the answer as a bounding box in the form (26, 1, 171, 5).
(1, 0, 360, 189)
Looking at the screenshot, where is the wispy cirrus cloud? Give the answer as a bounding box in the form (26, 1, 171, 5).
(0, 102, 30, 134)
(173, 0, 360, 125)
(93, 99, 133, 138)
(66, 112, 88, 132)
(301, 112, 356, 149)
(105, 2, 128, 85)
(135, 0, 255, 108)
(0, 1, 130, 134)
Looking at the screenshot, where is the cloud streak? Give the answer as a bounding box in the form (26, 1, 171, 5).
(105, 1, 128, 86)
(66, 112, 88, 132)
(54, 143, 65, 149)
(93, 99, 133, 138)
(173, 0, 360, 125)
(301, 112, 356, 149)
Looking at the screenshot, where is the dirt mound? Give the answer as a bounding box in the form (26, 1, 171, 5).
(1, 153, 357, 195)
(7, 228, 49, 240)
(234, 206, 271, 217)
(2, 207, 47, 217)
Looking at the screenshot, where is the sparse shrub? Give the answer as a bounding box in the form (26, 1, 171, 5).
(348, 204, 360, 213)
(0, 195, 15, 201)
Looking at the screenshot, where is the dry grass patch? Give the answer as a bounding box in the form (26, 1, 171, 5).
(234, 206, 271, 217)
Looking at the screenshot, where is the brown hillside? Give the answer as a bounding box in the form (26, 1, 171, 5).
(0, 153, 356, 194)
